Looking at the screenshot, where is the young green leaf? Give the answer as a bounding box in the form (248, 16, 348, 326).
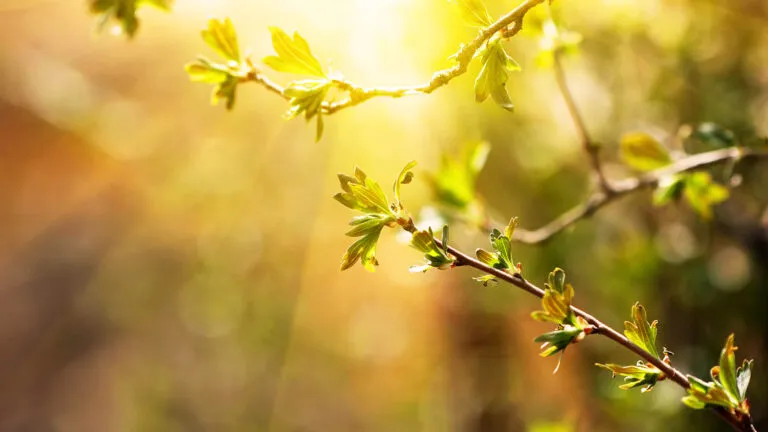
(473, 218, 520, 282)
(409, 227, 456, 272)
(683, 171, 729, 219)
(202, 18, 241, 63)
(450, 0, 492, 27)
(718, 334, 741, 404)
(681, 335, 753, 415)
(263, 27, 327, 78)
(341, 222, 387, 271)
(531, 268, 576, 325)
(334, 162, 418, 271)
(736, 359, 753, 401)
(624, 303, 660, 359)
(394, 160, 417, 210)
(474, 39, 520, 111)
(596, 362, 664, 393)
(89, 0, 172, 38)
(620, 132, 673, 172)
(186, 19, 249, 110)
(427, 141, 490, 211)
(283, 79, 332, 140)
(653, 174, 686, 206)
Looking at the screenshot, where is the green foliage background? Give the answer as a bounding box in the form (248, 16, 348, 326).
(0, 0, 766, 431)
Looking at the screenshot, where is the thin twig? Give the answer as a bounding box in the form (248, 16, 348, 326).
(243, 0, 546, 115)
(552, 49, 612, 192)
(413, 227, 757, 432)
(511, 147, 768, 244)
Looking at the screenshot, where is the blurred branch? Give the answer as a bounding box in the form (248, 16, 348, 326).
(399, 221, 757, 432)
(510, 147, 768, 244)
(241, 0, 545, 115)
(552, 49, 611, 192)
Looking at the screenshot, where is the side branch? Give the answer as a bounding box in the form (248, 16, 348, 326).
(513, 147, 768, 244)
(243, 0, 546, 115)
(552, 49, 611, 192)
(418, 229, 757, 432)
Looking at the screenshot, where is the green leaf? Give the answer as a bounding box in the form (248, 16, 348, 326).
(394, 160, 417, 210)
(683, 172, 729, 219)
(283, 79, 332, 140)
(653, 174, 686, 206)
(472, 274, 497, 286)
(532, 268, 578, 326)
(263, 27, 327, 78)
(736, 359, 753, 401)
(334, 168, 393, 215)
(596, 362, 663, 393)
(409, 227, 456, 272)
(475, 248, 501, 268)
(718, 334, 741, 403)
(340, 223, 386, 271)
(690, 122, 737, 149)
(620, 132, 673, 172)
(624, 303, 660, 359)
(451, 0, 492, 27)
(534, 325, 584, 358)
(201, 18, 241, 63)
(89, 0, 171, 38)
(427, 141, 490, 210)
(474, 39, 519, 111)
(489, 229, 513, 268)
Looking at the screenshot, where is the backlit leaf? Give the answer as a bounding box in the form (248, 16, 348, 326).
(620, 132, 672, 172)
(264, 27, 327, 78)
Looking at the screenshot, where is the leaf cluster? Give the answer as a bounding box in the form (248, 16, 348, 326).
(264, 27, 330, 141)
(683, 335, 753, 418)
(531, 268, 591, 370)
(185, 18, 249, 110)
(620, 132, 730, 219)
(409, 226, 456, 273)
(473, 218, 520, 285)
(334, 162, 417, 272)
(596, 303, 665, 393)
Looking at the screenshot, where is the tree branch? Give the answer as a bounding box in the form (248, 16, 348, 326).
(409, 226, 758, 432)
(242, 0, 546, 115)
(511, 146, 768, 244)
(552, 49, 612, 192)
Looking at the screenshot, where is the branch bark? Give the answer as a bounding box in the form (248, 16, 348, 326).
(511, 147, 768, 244)
(243, 0, 546, 115)
(416, 230, 758, 432)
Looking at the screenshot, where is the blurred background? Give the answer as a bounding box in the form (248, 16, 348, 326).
(0, 0, 766, 431)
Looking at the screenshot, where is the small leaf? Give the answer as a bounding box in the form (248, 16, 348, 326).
(473, 274, 497, 286)
(683, 172, 729, 219)
(450, 0, 492, 27)
(689, 122, 737, 150)
(534, 326, 584, 358)
(736, 359, 753, 401)
(653, 174, 686, 206)
(394, 160, 418, 210)
(409, 227, 455, 271)
(719, 334, 741, 403)
(89, 0, 172, 38)
(201, 18, 241, 62)
(475, 248, 500, 267)
(474, 39, 519, 111)
(620, 132, 673, 172)
(596, 362, 663, 393)
(427, 141, 490, 210)
(624, 303, 660, 359)
(263, 27, 327, 78)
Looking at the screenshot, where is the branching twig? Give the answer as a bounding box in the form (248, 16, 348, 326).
(242, 0, 546, 115)
(510, 147, 768, 244)
(401, 222, 758, 432)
